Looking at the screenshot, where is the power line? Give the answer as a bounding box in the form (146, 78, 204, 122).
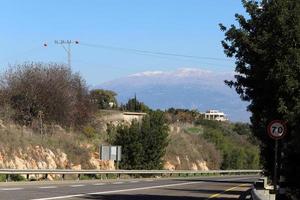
(78, 42, 233, 62)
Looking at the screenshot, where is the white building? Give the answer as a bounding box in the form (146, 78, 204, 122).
(204, 110, 228, 122)
(122, 112, 147, 123)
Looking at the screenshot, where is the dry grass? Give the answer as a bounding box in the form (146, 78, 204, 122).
(0, 122, 105, 169)
(165, 124, 222, 170)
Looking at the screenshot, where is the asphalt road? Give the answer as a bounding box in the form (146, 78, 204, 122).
(0, 175, 259, 200)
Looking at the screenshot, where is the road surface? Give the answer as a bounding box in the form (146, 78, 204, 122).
(0, 175, 258, 200)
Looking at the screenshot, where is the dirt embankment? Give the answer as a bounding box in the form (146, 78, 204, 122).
(0, 117, 220, 172)
(163, 123, 222, 171)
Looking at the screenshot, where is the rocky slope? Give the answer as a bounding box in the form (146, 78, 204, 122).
(163, 123, 221, 171)
(0, 117, 215, 173)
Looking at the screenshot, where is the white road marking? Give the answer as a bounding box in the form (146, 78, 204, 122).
(112, 182, 123, 184)
(221, 177, 257, 181)
(130, 180, 139, 183)
(39, 186, 57, 189)
(69, 184, 85, 187)
(1, 188, 24, 191)
(145, 179, 154, 182)
(31, 181, 199, 200)
(93, 183, 106, 186)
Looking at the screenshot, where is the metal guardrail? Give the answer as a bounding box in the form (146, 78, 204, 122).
(0, 169, 261, 175)
(251, 177, 276, 200)
(0, 169, 261, 181)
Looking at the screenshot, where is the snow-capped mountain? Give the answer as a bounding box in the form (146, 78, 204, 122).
(96, 68, 250, 122)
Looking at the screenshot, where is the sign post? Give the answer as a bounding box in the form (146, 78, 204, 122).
(267, 120, 287, 198)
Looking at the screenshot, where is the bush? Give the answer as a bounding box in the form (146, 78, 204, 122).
(0, 62, 92, 128)
(10, 174, 25, 182)
(83, 125, 97, 138)
(200, 121, 260, 170)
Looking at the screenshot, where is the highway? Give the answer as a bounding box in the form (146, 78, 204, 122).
(0, 175, 259, 200)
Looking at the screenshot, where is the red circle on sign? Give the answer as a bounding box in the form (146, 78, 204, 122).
(267, 120, 287, 140)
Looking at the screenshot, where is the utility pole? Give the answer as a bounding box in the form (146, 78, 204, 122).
(53, 40, 79, 68)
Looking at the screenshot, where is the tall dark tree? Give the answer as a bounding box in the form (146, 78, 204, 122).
(112, 110, 169, 170)
(140, 111, 169, 169)
(122, 95, 150, 112)
(114, 121, 143, 169)
(220, 0, 300, 198)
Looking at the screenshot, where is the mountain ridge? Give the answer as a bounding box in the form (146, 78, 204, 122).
(96, 68, 250, 122)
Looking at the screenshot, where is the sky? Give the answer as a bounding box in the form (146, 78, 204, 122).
(0, 0, 246, 85)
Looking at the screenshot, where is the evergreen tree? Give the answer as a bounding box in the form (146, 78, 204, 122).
(220, 0, 300, 197)
(114, 121, 143, 169)
(112, 111, 169, 170)
(122, 96, 150, 112)
(140, 111, 169, 169)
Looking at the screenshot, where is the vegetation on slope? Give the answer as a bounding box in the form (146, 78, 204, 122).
(0, 63, 260, 173)
(165, 125, 222, 170)
(195, 120, 260, 169)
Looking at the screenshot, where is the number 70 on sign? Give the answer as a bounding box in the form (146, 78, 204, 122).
(267, 120, 287, 140)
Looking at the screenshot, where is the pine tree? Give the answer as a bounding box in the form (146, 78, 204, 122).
(140, 111, 169, 169)
(114, 121, 143, 169)
(113, 111, 169, 170)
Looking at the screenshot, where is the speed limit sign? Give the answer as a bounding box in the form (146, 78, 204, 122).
(267, 120, 287, 140)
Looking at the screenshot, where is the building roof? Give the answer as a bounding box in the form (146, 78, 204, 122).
(123, 112, 147, 116)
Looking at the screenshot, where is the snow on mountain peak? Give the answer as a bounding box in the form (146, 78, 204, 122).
(128, 68, 215, 78)
(129, 71, 164, 77)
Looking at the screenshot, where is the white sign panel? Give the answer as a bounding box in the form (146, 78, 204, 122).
(100, 145, 122, 161)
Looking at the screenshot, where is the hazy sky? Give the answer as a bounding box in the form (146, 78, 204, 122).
(0, 0, 245, 85)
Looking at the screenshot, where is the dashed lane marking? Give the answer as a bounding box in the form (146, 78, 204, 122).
(112, 182, 123, 184)
(93, 183, 106, 186)
(39, 186, 57, 189)
(1, 188, 24, 191)
(129, 181, 139, 183)
(69, 185, 85, 187)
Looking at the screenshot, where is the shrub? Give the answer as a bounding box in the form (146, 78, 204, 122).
(0, 62, 92, 128)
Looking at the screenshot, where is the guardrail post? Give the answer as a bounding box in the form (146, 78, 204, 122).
(278, 175, 287, 200)
(26, 174, 29, 180)
(45, 174, 48, 180)
(77, 174, 81, 181)
(61, 174, 65, 181)
(5, 174, 9, 182)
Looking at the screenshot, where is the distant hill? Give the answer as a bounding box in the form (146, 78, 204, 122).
(96, 68, 250, 122)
